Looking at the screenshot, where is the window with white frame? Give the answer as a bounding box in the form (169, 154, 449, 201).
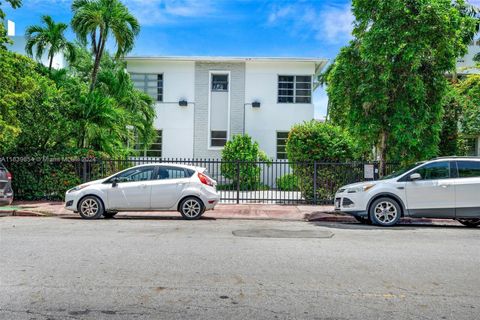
(278, 75, 312, 103)
(211, 130, 227, 147)
(276, 132, 289, 159)
(131, 73, 163, 102)
(135, 130, 162, 157)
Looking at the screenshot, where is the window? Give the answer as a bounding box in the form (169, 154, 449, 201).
(212, 74, 228, 91)
(457, 161, 480, 178)
(131, 73, 163, 102)
(412, 162, 450, 180)
(112, 166, 155, 183)
(465, 138, 478, 156)
(276, 132, 289, 159)
(156, 166, 189, 180)
(278, 75, 312, 103)
(135, 130, 162, 157)
(211, 130, 227, 147)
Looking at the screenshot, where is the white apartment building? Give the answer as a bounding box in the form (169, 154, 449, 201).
(125, 56, 328, 159)
(456, 38, 480, 156)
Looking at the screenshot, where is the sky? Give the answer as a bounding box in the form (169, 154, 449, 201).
(3, 0, 356, 118)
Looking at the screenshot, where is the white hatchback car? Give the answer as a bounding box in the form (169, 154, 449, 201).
(335, 157, 480, 227)
(65, 164, 220, 220)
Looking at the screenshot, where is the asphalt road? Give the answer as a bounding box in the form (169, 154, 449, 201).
(1, 216, 479, 320)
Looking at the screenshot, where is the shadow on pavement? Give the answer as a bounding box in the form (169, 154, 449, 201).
(309, 221, 468, 231)
(60, 215, 217, 221)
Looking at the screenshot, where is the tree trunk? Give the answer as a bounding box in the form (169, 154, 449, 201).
(48, 55, 53, 72)
(89, 31, 105, 92)
(378, 131, 388, 177)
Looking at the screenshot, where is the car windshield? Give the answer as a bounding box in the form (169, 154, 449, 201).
(380, 162, 422, 180)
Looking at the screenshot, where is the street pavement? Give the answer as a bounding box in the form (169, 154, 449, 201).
(0, 216, 479, 319)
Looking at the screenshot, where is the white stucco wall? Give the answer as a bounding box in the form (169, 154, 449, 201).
(8, 36, 67, 69)
(244, 61, 316, 159)
(126, 60, 195, 158)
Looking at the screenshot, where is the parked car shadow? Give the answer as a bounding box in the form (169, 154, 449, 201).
(309, 221, 468, 231)
(61, 215, 216, 221)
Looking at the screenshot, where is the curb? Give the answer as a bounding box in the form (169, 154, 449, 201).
(0, 210, 46, 217)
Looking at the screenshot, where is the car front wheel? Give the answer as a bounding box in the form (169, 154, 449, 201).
(179, 197, 205, 220)
(457, 218, 480, 228)
(78, 196, 104, 220)
(369, 197, 401, 227)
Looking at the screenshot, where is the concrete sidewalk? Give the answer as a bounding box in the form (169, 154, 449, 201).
(0, 201, 463, 226)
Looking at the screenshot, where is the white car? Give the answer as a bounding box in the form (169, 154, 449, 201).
(65, 164, 220, 220)
(335, 157, 480, 227)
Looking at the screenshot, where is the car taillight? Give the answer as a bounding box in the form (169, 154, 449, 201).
(198, 172, 213, 186)
(6, 172, 12, 180)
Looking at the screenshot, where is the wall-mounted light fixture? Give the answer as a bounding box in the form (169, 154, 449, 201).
(178, 99, 188, 107)
(252, 101, 261, 108)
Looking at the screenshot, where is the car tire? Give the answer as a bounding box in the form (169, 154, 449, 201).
(78, 196, 104, 220)
(369, 197, 401, 227)
(457, 218, 480, 228)
(103, 211, 118, 219)
(354, 216, 372, 225)
(179, 197, 205, 220)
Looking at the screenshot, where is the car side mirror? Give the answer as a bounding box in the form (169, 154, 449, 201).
(409, 173, 422, 181)
(111, 177, 119, 187)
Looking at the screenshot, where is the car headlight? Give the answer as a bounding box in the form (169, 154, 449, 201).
(67, 184, 89, 193)
(347, 184, 375, 193)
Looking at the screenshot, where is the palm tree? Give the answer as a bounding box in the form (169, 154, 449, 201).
(25, 15, 76, 71)
(71, 0, 140, 92)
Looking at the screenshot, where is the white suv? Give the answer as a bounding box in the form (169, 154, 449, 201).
(335, 157, 480, 227)
(65, 164, 220, 220)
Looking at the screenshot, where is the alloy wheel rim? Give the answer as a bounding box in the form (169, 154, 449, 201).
(183, 200, 201, 217)
(80, 199, 99, 217)
(374, 201, 397, 224)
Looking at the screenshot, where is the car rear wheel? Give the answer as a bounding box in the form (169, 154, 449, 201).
(179, 197, 205, 220)
(369, 197, 401, 227)
(78, 196, 104, 220)
(457, 218, 480, 228)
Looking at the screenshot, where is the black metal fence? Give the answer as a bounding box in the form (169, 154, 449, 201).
(4, 157, 401, 205)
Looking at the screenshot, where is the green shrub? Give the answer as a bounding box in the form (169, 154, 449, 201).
(276, 174, 299, 191)
(221, 134, 271, 190)
(286, 121, 358, 202)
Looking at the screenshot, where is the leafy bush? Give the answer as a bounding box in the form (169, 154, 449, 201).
(276, 174, 299, 191)
(221, 134, 270, 190)
(286, 121, 358, 203)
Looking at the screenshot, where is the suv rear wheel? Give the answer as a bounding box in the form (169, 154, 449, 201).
(369, 197, 401, 227)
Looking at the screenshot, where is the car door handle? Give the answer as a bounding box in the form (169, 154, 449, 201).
(440, 184, 449, 188)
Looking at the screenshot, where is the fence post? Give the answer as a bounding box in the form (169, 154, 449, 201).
(373, 162, 379, 180)
(236, 160, 240, 204)
(313, 161, 317, 205)
(82, 160, 87, 183)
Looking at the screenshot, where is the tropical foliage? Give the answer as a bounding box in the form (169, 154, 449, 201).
(286, 121, 358, 201)
(221, 134, 270, 190)
(25, 15, 76, 70)
(71, 0, 140, 91)
(325, 0, 478, 173)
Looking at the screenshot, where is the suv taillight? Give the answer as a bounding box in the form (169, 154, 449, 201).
(198, 172, 213, 186)
(6, 172, 12, 180)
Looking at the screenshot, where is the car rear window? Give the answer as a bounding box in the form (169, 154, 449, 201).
(457, 161, 480, 178)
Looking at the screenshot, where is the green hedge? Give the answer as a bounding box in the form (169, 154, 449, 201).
(286, 121, 359, 202)
(276, 174, 299, 191)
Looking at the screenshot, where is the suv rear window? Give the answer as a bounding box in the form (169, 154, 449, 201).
(457, 161, 480, 178)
